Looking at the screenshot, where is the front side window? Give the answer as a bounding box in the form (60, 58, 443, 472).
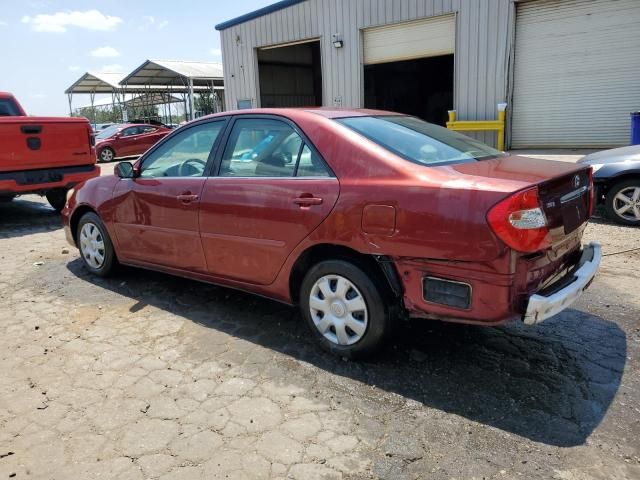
(140, 121, 223, 178)
(337, 115, 505, 166)
(121, 126, 140, 137)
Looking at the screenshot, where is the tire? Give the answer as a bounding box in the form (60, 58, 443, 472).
(300, 259, 391, 359)
(46, 189, 67, 212)
(98, 147, 115, 163)
(605, 179, 640, 226)
(76, 212, 118, 277)
(0, 195, 15, 203)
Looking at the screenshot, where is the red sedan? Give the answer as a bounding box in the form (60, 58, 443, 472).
(95, 123, 171, 163)
(62, 109, 601, 358)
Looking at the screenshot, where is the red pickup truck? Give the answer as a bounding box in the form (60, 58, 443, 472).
(0, 92, 99, 212)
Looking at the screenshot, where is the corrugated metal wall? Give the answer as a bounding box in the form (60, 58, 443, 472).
(220, 0, 514, 145)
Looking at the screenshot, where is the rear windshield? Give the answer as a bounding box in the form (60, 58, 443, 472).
(336, 115, 505, 166)
(96, 125, 120, 139)
(0, 98, 22, 116)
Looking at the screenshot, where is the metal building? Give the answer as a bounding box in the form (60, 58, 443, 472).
(216, 0, 640, 148)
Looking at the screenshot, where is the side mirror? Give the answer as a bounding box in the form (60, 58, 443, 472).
(115, 161, 135, 178)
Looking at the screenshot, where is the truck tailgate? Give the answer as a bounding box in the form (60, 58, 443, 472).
(0, 117, 94, 172)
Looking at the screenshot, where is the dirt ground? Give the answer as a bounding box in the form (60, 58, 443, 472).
(0, 194, 638, 480)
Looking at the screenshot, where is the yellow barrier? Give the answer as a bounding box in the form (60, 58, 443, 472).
(446, 104, 507, 151)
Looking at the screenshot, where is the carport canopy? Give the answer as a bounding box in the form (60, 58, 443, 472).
(121, 60, 224, 119)
(65, 71, 125, 95)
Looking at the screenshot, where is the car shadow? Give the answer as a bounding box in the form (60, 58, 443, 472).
(66, 259, 627, 448)
(0, 197, 61, 238)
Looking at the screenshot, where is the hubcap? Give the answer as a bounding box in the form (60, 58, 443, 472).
(79, 223, 106, 269)
(101, 149, 113, 162)
(309, 274, 368, 346)
(613, 186, 640, 222)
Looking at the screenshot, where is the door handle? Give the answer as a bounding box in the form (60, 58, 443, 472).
(293, 196, 323, 206)
(177, 194, 199, 203)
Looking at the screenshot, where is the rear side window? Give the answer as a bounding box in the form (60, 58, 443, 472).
(0, 99, 21, 116)
(337, 115, 504, 166)
(220, 118, 331, 178)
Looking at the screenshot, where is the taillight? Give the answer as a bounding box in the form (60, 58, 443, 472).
(588, 167, 595, 218)
(487, 186, 551, 253)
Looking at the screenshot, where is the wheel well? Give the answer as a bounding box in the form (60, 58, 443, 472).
(288, 244, 400, 305)
(601, 173, 640, 196)
(69, 205, 97, 245)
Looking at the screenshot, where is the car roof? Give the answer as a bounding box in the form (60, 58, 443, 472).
(198, 107, 402, 122)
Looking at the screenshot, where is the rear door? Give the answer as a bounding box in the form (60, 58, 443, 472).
(199, 115, 340, 285)
(112, 119, 227, 270)
(117, 126, 144, 156)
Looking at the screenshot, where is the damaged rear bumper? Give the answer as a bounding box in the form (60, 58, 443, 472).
(523, 242, 601, 325)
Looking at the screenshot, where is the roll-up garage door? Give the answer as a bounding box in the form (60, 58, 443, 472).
(363, 15, 455, 66)
(511, 0, 640, 148)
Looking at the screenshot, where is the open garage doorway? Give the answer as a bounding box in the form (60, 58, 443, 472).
(362, 15, 456, 126)
(257, 41, 322, 108)
(364, 54, 453, 126)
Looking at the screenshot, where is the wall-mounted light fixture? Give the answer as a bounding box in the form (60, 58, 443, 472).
(332, 34, 343, 48)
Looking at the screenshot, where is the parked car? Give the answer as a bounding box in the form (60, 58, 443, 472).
(0, 91, 98, 212)
(62, 109, 600, 357)
(95, 123, 171, 163)
(578, 145, 640, 226)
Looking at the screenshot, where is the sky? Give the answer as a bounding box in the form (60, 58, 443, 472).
(0, 0, 274, 115)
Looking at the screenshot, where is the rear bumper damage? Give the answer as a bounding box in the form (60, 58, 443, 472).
(523, 242, 601, 325)
(394, 241, 600, 326)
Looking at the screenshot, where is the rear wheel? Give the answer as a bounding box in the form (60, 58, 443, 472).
(98, 147, 115, 163)
(77, 212, 117, 276)
(46, 189, 67, 212)
(605, 179, 640, 226)
(300, 260, 391, 358)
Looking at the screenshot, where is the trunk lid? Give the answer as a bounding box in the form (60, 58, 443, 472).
(0, 117, 95, 172)
(450, 155, 592, 245)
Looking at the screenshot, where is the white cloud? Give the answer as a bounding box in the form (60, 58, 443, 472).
(0, 19, 8, 27)
(138, 16, 169, 31)
(21, 10, 122, 33)
(68, 65, 81, 72)
(211, 48, 222, 57)
(99, 64, 123, 73)
(90, 46, 120, 58)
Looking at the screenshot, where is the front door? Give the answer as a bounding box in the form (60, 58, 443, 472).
(116, 126, 143, 157)
(199, 116, 340, 285)
(112, 119, 226, 271)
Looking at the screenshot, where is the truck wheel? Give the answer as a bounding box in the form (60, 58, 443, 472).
(77, 212, 117, 277)
(98, 147, 115, 163)
(300, 260, 391, 359)
(605, 179, 640, 226)
(46, 189, 67, 212)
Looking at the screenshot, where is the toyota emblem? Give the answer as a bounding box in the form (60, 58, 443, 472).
(573, 175, 581, 188)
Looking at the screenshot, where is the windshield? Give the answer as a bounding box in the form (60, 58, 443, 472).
(336, 115, 505, 166)
(96, 125, 120, 139)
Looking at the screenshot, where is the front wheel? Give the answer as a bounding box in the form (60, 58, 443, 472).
(300, 260, 391, 358)
(46, 189, 67, 212)
(605, 179, 640, 226)
(76, 212, 118, 276)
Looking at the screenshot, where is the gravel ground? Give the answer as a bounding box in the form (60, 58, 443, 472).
(0, 196, 638, 480)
